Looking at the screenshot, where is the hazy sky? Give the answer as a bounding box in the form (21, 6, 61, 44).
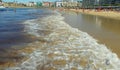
(3, 0, 57, 3)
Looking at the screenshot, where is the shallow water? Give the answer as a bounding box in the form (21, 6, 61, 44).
(0, 8, 54, 48)
(0, 8, 54, 63)
(63, 12, 120, 57)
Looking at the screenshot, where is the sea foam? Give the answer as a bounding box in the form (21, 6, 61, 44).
(6, 10, 120, 70)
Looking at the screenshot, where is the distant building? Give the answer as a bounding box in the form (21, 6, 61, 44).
(36, 2, 42, 7)
(42, 2, 54, 7)
(26, 2, 36, 7)
(62, 0, 74, 2)
(0, 0, 4, 6)
(82, 0, 97, 8)
(116, 0, 120, 4)
(67, 2, 78, 7)
(77, 0, 82, 7)
(62, 0, 79, 7)
(99, 0, 120, 6)
(55, 1, 63, 7)
(3, 2, 26, 7)
(42, 2, 51, 7)
(115, 0, 120, 6)
(3, 2, 15, 7)
(82, 0, 120, 8)
(49, 2, 54, 7)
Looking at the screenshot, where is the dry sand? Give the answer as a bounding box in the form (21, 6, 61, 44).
(69, 9, 120, 20)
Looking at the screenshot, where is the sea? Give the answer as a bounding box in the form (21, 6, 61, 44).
(0, 8, 55, 63)
(0, 8, 53, 48)
(0, 8, 120, 70)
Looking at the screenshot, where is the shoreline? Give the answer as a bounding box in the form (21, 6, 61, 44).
(67, 9, 120, 20)
(62, 8, 120, 58)
(5, 10, 120, 70)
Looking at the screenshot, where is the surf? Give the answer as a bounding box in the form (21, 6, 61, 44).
(6, 10, 120, 70)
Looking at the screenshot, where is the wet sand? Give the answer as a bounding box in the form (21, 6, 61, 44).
(62, 10, 120, 58)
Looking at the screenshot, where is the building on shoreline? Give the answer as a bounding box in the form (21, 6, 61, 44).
(63, 1, 78, 7)
(4, 2, 27, 7)
(99, 0, 120, 6)
(26, 2, 36, 7)
(42, 2, 54, 7)
(0, 0, 4, 6)
(42, 2, 50, 7)
(36, 2, 42, 7)
(82, 0, 99, 8)
(55, 0, 82, 8)
(82, 0, 120, 8)
(55, 1, 63, 7)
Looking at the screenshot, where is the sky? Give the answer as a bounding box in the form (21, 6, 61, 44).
(3, 0, 57, 3)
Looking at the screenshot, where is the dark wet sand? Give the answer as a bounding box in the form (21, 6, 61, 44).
(63, 12, 120, 58)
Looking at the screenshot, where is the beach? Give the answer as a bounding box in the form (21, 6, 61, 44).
(4, 10, 120, 70)
(68, 9, 120, 20)
(0, 8, 120, 70)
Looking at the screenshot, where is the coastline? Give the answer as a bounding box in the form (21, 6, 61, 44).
(62, 8, 120, 58)
(68, 9, 120, 20)
(5, 10, 120, 70)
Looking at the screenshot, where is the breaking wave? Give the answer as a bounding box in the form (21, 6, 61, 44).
(6, 11, 120, 70)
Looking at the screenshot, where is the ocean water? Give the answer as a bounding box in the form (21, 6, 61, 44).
(0, 8, 120, 70)
(0, 8, 55, 64)
(6, 10, 120, 70)
(0, 8, 53, 48)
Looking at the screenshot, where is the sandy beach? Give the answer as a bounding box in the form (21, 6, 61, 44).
(69, 9, 120, 20)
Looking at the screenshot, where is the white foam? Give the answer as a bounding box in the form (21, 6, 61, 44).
(6, 11, 120, 70)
